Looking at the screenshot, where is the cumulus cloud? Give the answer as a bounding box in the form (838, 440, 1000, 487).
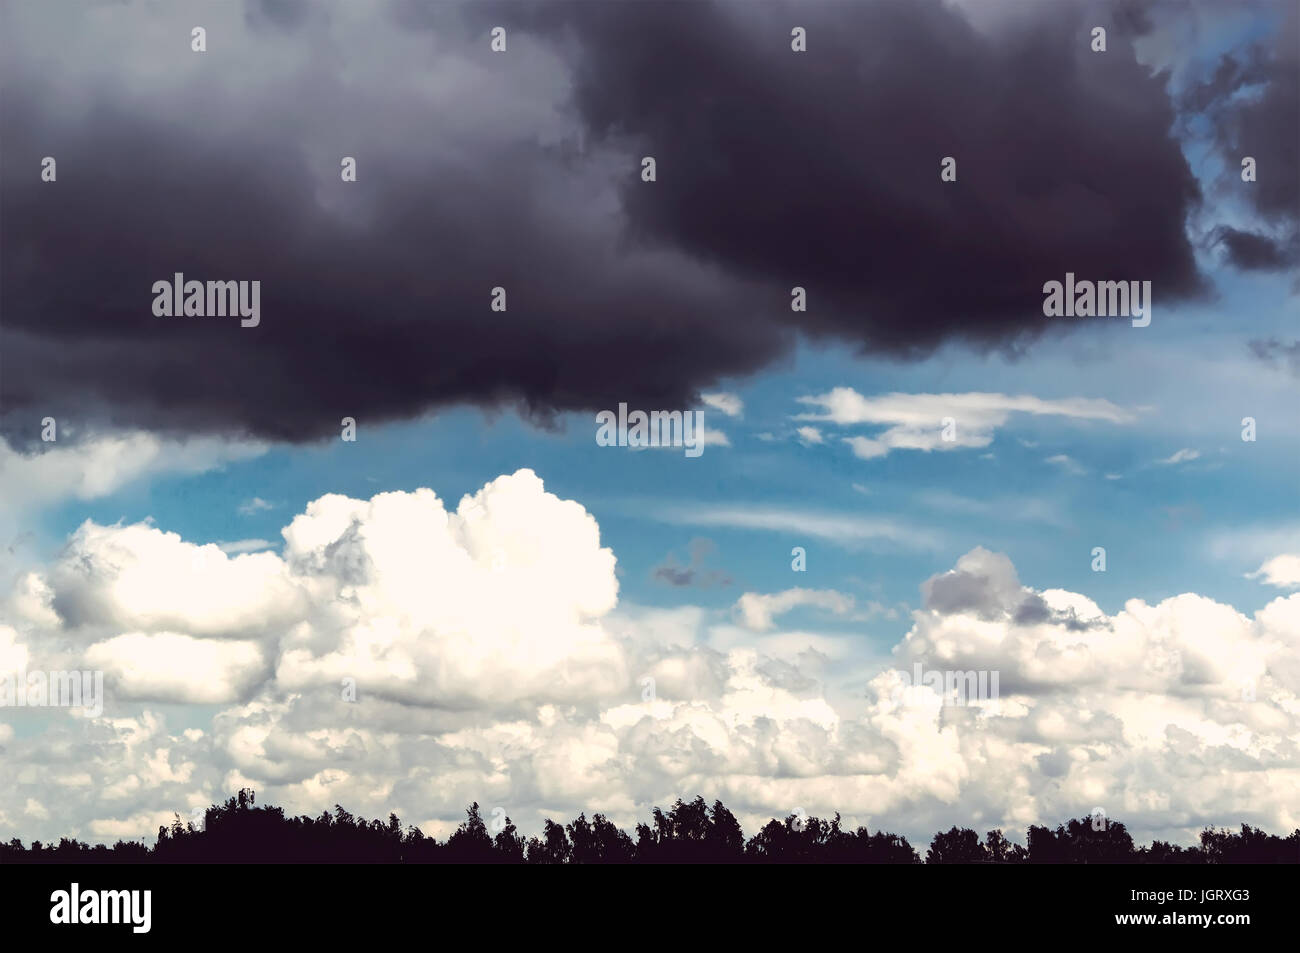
(46, 521, 303, 639)
(272, 470, 627, 710)
(2, 477, 1298, 849)
(1248, 555, 1300, 590)
(795, 426, 824, 446)
(85, 633, 267, 705)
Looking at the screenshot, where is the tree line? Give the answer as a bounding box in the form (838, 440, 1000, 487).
(2, 790, 1296, 863)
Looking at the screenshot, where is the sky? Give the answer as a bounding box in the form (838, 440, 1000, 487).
(0, 0, 1297, 849)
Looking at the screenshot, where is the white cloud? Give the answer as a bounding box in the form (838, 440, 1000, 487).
(734, 588, 854, 631)
(702, 426, 731, 448)
(795, 426, 824, 446)
(1045, 454, 1086, 475)
(85, 633, 267, 704)
(2, 476, 1298, 850)
(271, 470, 627, 709)
(0, 433, 265, 510)
(796, 389, 1133, 460)
(1248, 555, 1300, 589)
(1158, 448, 1201, 465)
(701, 392, 744, 418)
(46, 521, 304, 638)
(238, 497, 275, 516)
(217, 539, 275, 555)
(652, 503, 944, 551)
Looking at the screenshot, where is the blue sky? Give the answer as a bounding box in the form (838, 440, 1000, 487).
(1, 0, 1297, 849)
(32, 254, 1297, 631)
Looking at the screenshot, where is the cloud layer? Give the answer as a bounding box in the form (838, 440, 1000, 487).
(2, 471, 1297, 847)
(5, 0, 1280, 444)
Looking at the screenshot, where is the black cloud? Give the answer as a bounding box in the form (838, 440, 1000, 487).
(1, 0, 1271, 444)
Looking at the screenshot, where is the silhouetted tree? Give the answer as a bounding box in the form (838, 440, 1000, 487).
(492, 816, 526, 863)
(445, 802, 496, 863)
(985, 829, 1027, 864)
(1201, 824, 1300, 863)
(927, 827, 988, 863)
(568, 813, 635, 863)
(1028, 817, 1135, 864)
(525, 818, 572, 864)
(2, 792, 1293, 864)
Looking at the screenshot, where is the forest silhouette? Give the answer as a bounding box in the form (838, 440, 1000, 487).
(2, 790, 1296, 863)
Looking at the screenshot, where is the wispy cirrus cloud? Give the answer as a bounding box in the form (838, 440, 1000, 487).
(733, 588, 854, 632)
(644, 501, 944, 551)
(914, 490, 1070, 528)
(701, 392, 744, 418)
(795, 389, 1134, 460)
(1045, 454, 1086, 476)
(0, 433, 266, 512)
(1157, 448, 1201, 465)
(217, 539, 276, 555)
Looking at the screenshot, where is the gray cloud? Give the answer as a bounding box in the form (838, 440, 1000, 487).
(3, 0, 1285, 445)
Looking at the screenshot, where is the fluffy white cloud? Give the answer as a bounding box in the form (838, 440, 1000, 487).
(84, 633, 267, 704)
(1248, 554, 1300, 589)
(46, 521, 303, 639)
(273, 470, 627, 709)
(1, 473, 1297, 850)
(795, 426, 824, 446)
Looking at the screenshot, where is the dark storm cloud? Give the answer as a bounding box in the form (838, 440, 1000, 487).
(1214, 225, 1296, 270)
(1184, 0, 1299, 264)
(0, 0, 785, 443)
(0, 0, 1263, 444)
(0, 94, 783, 443)
(492, 0, 1208, 351)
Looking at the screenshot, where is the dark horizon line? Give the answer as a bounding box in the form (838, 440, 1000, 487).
(4, 789, 1297, 864)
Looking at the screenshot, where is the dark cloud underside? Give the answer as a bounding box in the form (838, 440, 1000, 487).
(2, 0, 1277, 443)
